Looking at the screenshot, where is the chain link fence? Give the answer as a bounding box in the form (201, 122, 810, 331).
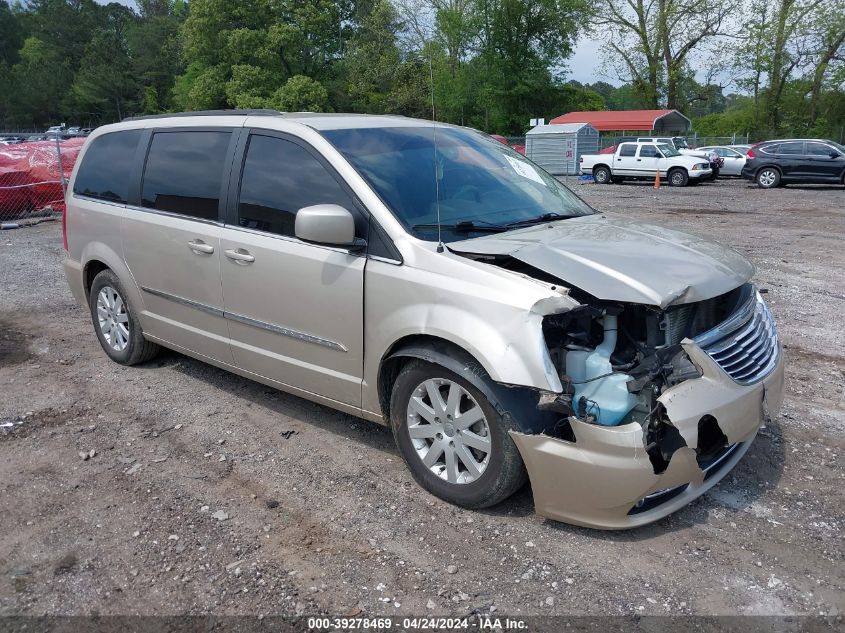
(0, 136, 82, 229)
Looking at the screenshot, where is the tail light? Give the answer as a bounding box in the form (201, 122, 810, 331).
(62, 205, 68, 251)
(747, 144, 761, 159)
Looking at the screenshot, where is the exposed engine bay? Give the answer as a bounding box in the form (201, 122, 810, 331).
(538, 283, 750, 473)
(450, 226, 783, 527)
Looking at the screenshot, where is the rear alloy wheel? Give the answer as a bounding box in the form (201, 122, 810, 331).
(593, 166, 612, 184)
(390, 361, 527, 509)
(668, 168, 688, 187)
(88, 269, 160, 365)
(757, 167, 780, 188)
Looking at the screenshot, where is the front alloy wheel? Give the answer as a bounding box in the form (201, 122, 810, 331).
(407, 378, 491, 484)
(390, 360, 527, 509)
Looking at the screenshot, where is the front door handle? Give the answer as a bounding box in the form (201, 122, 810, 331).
(224, 248, 255, 264)
(188, 240, 214, 255)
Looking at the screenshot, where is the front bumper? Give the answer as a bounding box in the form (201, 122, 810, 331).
(510, 340, 785, 529)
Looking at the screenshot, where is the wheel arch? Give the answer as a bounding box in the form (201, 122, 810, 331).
(592, 163, 610, 174)
(378, 335, 552, 434)
(79, 242, 144, 312)
(83, 259, 110, 299)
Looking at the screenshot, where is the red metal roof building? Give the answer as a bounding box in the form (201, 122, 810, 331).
(549, 109, 691, 133)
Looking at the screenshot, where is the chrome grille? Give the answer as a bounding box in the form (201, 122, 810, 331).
(694, 288, 779, 385)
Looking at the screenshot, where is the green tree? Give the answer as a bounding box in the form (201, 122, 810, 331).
(592, 0, 732, 109)
(344, 0, 405, 113)
(127, 0, 186, 113)
(268, 75, 330, 111)
(175, 0, 354, 110)
(72, 28, 137, 121)
(0, 1, 23, 66)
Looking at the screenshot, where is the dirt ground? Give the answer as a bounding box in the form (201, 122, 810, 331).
(0, 177, 842, 620)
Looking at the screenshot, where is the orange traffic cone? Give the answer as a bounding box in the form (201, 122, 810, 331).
(653, 170, 661, 189)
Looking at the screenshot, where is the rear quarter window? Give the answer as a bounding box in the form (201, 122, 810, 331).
(73, 130, 142, 203)
(141, 130, 232, 221)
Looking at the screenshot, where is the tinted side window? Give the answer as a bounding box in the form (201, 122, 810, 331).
(806, 142, 834, 156)
(778, 142, 804, 155)
(760, 144, 779, 154)
(638, 145, 659, 158)
(141, 131, 231, 220)
(237, 135, 357, 238)
(73, 130, 141, 203)
(619, 144, 637, 157)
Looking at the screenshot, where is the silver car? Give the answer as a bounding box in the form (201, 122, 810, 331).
(63, 111, 784, 529)
(699, 146, 748, 176)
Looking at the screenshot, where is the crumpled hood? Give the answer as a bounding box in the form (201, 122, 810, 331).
(449, 215, 754, 308)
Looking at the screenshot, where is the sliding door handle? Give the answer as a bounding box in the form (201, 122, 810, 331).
(224, 248, 255, 264)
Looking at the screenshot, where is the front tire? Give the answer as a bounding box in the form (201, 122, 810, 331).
(593, 166, 612, 184)
(757, 167, 780, 188)
(389, 360, 527, 509)
(88, 269, 160, 365)
(668, 168, 689, 187)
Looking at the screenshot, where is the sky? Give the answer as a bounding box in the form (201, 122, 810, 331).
(567, 38, 614, 86)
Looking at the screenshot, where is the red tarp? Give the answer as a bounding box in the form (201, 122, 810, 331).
(549, 109, 691, 132)
(0, 137, 84, 216)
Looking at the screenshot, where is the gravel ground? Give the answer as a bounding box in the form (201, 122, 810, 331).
(0, 178, 842, 620)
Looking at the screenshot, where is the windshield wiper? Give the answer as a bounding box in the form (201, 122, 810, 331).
(411, 221, 507, 233)
(505, 212, 576, 228)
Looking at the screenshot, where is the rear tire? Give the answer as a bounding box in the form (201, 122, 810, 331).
(668, 168, 689, 187)
(89, 269, 160, 365)
(756, 167, 780, 188)
(593, 166, 612, 184)
(389, 360, 527, 509)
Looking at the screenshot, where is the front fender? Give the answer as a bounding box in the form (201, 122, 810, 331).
(384, 341, 554, 434)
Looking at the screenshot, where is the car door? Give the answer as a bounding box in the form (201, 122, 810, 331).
(614, 143, 639, 176)
(220, 130, 365, 407)
(805, 142, 843, 181)
(715, 147, 744, 176)
(774, 141, 805, 179)
(122, 128, 238, 362)
(635, 144, 662, 177)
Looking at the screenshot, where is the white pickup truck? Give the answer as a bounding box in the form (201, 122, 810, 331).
(637, 136, 722, 179)
(579, 141, 713, 187)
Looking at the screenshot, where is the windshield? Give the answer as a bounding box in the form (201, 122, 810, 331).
(321, 126, 595, 242)
(673, 137, 689, 149)
(658, 144, 681, 157)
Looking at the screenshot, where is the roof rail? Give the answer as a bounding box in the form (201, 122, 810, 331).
(122, 109, 285, 122)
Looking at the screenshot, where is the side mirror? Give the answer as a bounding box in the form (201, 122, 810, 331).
(295, 204, 365, 250)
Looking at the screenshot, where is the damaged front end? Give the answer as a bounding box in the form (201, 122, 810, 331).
(510, 283, 785, 529)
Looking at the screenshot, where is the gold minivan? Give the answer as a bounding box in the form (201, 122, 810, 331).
(63, 111, 784, 529)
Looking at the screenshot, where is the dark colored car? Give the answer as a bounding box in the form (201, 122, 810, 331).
(742, 139, 845, 188)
